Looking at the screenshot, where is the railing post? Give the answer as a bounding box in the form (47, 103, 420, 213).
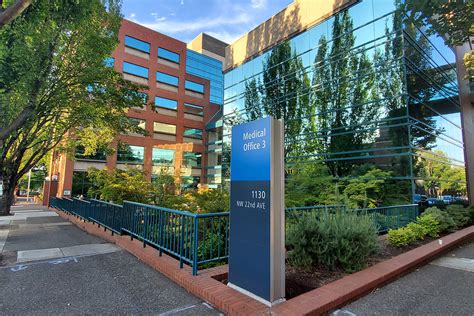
(179, 215, 185, 269)
(143, 207, 148, 248)
(192, 216, 199, 276)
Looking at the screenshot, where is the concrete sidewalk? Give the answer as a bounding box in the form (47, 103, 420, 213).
(0, 204, 221, 315)
(333, 241, 474, 316)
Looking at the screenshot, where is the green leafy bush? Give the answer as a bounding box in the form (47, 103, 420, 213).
(467, 205, 474, 224)
(422, 207, 456, 232)
(406, 222, 426, 240)
(416, 214, 440, 237)
(287, 212, 379, 273)
(446, 205, 471, 228)
(387, 227, 417, 247)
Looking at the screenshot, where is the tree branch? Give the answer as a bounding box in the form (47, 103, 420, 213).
(0, 0, 31, 27)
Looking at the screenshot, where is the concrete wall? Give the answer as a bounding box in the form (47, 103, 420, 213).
(224, 0, 357, 71)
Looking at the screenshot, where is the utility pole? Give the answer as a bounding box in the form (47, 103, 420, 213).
(26, 169, 31, 202)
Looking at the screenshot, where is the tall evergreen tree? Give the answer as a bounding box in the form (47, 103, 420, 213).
(261, 41, 310, 158)
(243, 78, 262, 121)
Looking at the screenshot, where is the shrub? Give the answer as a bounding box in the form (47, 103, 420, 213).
(422, 207, 456, 232)
(446, 205, 471, 228)
(416, 214, 440, 237)
(406, 222, 426, 240)
(287, 212, 379, 273)
(387, 227, 417, 247)
(468, 205, 474, 224)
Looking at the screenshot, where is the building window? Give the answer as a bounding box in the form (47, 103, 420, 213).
(185, 80, 204, 93)
(183, 152, 202, 168)
(154, 122, 176, 135)
(184, 103, 204, 116)
(156, 71, 179, 86)
(104, 57, 114, 67)
(181, 176, 200, 189)
(72, 171, 93, 197)
(184, 128, 203, 139)
(152, 148, 175, 166)
(158, 47, 180, 63)
(75, 145, 107, 161)
(129, 117, 146, 130)
(155, 96, 178, 110)
(117, 144, 144, 163)
(124, 35, 150, 53)
(123, 62, 149, 78)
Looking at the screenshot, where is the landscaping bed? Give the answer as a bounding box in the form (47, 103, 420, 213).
(284, 233, 450, 299)
(284, 204, 474, 299)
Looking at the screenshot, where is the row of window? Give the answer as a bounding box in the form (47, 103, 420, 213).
(123, 61, 205, 93)
(125, 35, 180, 64)
(76, 145, 202, 168)
(130, 94, 204, 115)
(128, 117, 203, 139)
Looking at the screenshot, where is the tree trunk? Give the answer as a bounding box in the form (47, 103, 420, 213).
(0, 179, 15, 216)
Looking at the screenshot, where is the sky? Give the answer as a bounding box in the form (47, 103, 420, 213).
(121, 0, 292, 44)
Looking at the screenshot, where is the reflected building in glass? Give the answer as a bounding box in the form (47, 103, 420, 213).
(218, 0, 470, 206)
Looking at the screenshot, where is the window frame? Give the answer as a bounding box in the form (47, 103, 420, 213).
(185, 80, 205, 93)
(123, 61, 149, 79)
(155, 96, 178, 110)
(158, 47, 180, 64)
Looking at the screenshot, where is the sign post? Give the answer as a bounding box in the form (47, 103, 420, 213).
(228, 116, 285, 306)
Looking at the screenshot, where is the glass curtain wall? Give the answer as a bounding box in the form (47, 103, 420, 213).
(221, 0, 466, 208)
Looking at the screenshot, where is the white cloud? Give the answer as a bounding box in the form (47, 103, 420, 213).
(130, 13, 136, 18)
(251, 0, 267, 9)
(206, 31, 243, 44)
(138, 11, 251, 34)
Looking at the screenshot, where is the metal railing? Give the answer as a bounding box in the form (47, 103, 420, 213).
(51, 197, 418, 274)
(50, 197, 229, 275)
(352, 204, 419, 233)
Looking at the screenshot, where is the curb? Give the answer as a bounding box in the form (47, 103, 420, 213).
(54, 208, 473, 315)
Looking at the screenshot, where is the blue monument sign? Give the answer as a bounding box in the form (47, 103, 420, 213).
(228, 116, 285, 305)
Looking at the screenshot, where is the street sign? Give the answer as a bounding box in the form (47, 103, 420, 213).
(228, 116, 285, 306)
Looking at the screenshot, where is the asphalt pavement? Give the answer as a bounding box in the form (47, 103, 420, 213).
(0, 205, 221, 315)
(333, 241, 474, 316)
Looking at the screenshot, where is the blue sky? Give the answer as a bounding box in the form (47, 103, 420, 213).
(121, 0, 292, 44)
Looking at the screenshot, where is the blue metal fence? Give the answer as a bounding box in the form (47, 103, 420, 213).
(50, 197, 229, 275)
(51, 197, 418, 274)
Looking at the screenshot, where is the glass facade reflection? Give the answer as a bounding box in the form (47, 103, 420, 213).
(186, 49, 224, 105)
(221, 0, 466, 207)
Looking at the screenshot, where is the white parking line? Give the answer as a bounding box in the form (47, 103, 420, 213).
(430, 257, 474, 273)
(0, 229, 9, 253)
(16, 243, 121, 263)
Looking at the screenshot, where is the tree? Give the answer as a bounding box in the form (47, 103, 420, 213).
(0, 0, 145, 215)
(87, 167, 153, 204)
(311, 11, 377, 177)
(261, 41, 310, 158)
(243, 78, 262, 121)
(403, 0, 474, 78)
(0, 0, 31, 28)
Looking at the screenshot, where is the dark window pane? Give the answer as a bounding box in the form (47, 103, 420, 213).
(123, 62, 149, 78)
(155, 96, 178, 110)
(125, 35, 150, 53)
(152, 148, 175, 166)
(158, 47, 180, 63)
(183, 152, 202, 168)
(184, 128, 203, 139)
(117, 144, 144, 163)
(184, 103, 204, 116)
(157, 71, 179, 86)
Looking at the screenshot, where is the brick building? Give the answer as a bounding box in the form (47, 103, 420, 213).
(45, 19, 225, 200)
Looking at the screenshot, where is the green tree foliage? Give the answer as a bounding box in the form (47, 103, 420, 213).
(311, 11, 377, 177)
(0, 0, 145, 215)
(87, 168, 153, 204)
(261, 41, 310, 158)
